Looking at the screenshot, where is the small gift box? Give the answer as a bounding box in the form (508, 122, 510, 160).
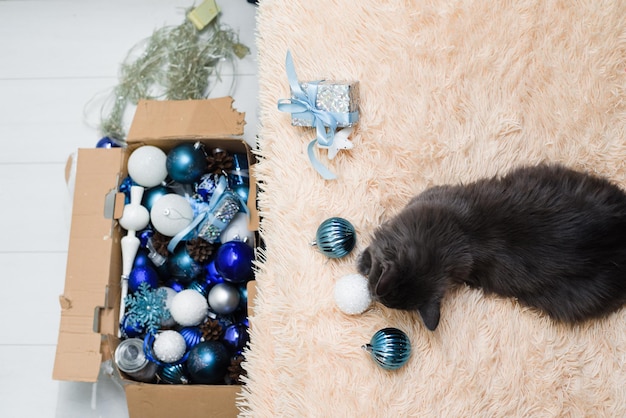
(290, 81, 360, 128)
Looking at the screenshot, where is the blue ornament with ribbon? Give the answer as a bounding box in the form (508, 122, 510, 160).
(277, 50, 359, 180)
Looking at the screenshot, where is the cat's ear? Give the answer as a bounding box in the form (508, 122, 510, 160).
(418, 298, 441, 331)
(374, 263, 396, 297)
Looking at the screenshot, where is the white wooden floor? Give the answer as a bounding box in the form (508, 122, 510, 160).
(0, 1, 258, 416)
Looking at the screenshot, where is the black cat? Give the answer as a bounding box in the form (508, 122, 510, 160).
(357, 164, 626, 331)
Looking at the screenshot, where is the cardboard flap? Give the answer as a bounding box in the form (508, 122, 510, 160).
(127, 97, 245, 142)
(53, 148, 123, 382)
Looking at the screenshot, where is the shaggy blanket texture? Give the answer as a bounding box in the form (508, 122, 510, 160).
(240, 0, 626, 416)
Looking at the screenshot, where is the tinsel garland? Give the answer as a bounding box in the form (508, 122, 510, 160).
(99, 12, 249, 144)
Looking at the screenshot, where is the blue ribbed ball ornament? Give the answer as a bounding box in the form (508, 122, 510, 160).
(158, 363, 190, 384)
(362, 328, 411, 370)
(179, 326, 204, 350)
(166, 142, 207, 184)
(312, 217, 356, 258)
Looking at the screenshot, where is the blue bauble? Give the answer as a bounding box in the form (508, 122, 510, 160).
(362, 328, 411, 371)
(128, 265, 159, 293)
(95, 136, 121, 148)
(215, 241, 254, 283)
(158, 363, 190, 384)
(186, 341, 230, 384)
(120, 314, 144, 338)
(168, 245, 203, 284)
(238, 285, 248, 311)
(195, 173, 219, 202)
(133, 248, 151, 269)
(204, 260, 225, 288)
(187, 280, 209, 297)
(222, 323, 249, 354)
(232, 184, 249, 206)
(142, 185, 170, 212)
(179, 326, 203, 350)
(165, 280, 185, 293)
(166, 142, 207, 184)
(138, 229, 153, 247)
(313, 217, 356, 258)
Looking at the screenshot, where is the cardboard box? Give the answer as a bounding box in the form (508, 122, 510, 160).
(54, 97, 258, 418)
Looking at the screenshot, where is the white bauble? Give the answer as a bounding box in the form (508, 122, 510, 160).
(150, 194, 194, 237)
(152, 330, 187, 363)
(169, 289, 208, 326)
(220, 212, 255, 246)
(334, 274, 372, 315)
(127, 145, 168, 187)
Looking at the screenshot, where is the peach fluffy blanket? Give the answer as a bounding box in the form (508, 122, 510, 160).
(241, 0, 626, 416)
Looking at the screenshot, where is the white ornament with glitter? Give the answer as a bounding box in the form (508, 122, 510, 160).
(334, 273, 372, 315)
(169, 289, 209, 326)
(152, 330, 187, 363)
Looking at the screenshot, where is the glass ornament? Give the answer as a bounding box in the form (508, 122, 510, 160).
(311, 217, 356, 258)
(222, 323, 249, 354)
(208, 283, 240, 315)
(120, 314, 145, 338)
(142, 185, 171, 212)
(179, 326, 203, 350)
(166, 142, 208, 184)
(186, 341, 230, 384)
(96, 136, 121, 148)
(128, 265, 159, 293)
(150, 194, 194, 237)
(203, 260, 225, 288)
(362, 328, 411, 370)
(127, 145, 168, 188)
(158, 363, 190, 384)
(215, 240, 254, 283)
(168, 245, 203, 284)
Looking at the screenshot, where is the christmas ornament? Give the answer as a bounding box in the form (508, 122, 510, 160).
(362, 328, 411, 371)
(168, 245, 203, 284)
(208, 283, 240, 315)
(132, 248, 151, 269)
(138, 229, 153, 247)
(160, 286, 177, 328)
(238, 285, 248, 311)
(195, 173, 219, 202)
(96, 136, 121, 148)
(215, 240, 254, 283)
(311, 217, 356, 258)
(120, 314, 144, 338)
(166, 142, 208, 184)
(196, 191, 241, 244)
(179, 326, 204, 350)
(187, 280, 209, 297)
(165, 279, 185, 293)
(114, 338, 158, 383)
(127, 145, 168, 188)
(169, 289, 209, 327)
(150, 194, 194, 237)
(119, 229, 141, 335)
(128, 265, 159, 293)
(186, 341, 230, 384)
(334, 273, 372, 315)
(227, 153, 249, 204)
(158, 363, 190, 384)
(204, 260, 225, 287)
(125, 282, 172, 333)
(225, 354, 247, 385)
(220, 213, 255, 246)
(152, 330, 187, 363)
(141, 185, 171, 212)
(222, 323, 249, 354)
(119, 186, 150, 232)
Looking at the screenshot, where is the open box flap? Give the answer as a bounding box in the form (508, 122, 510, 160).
(53, 148, 123, 382)
(127, 97, 245, 142)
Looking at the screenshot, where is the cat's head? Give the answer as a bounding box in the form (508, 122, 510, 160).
(357, 205, 472, 331)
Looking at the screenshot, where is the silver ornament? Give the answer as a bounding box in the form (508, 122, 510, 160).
(207, 283, 240, 315)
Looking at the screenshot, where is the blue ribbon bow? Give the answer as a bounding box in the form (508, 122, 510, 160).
(277, 51, 339, 180)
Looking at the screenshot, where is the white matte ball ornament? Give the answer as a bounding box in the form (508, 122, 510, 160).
(150, 194, 194, 237)
(334, 274, 373, 315)
(169, 289, 209, 326)
(127, 145, 168, 188)
(220, 212, 255, 246)
(153, 330, 187, 363)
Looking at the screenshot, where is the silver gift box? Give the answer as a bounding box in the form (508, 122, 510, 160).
(291, 80, 360, 127)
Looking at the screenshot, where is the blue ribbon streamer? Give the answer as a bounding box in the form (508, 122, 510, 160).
(167, 177, 249, 252)
(277, 51, 339, 180)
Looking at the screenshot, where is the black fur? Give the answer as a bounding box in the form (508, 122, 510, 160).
(357, 164, 626, 331)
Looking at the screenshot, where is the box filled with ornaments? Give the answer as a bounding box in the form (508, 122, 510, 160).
(53, 97, 258, 418)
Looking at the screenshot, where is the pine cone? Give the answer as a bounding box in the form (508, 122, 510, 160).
(186, 237, 215, 263)
(151, 231, 171, 257)
(225, 354, 246, 385)
(200, 318, 223, 341)
(206, 148, 233, 175)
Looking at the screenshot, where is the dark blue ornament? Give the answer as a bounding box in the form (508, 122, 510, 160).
(142, 186, 170, 212)
(187, 280, 209, 297)
(166, 142, 207, 184)
(186, 341, 230, 384)
(228, 153, 250, 204)
(96, 136, 121, 148)
(222, 323, 249, 354)
(133, 248, 151, 269)
(312, 217, 356, 258)
(238, 285, 248, 311)
(165, 280, 185, 293)
(179, 326, 203, 350)
(138, 229, 153, 247)
(120, 314, 145, 338)
(215, 240, 254, 283)
(168, 245, 203, 284)
(119, 176, 136, 205)
(128, 265, 159, 293)
(362, 328, 411, 370)
(195, 173, 219, 202)
(158, 363, 190, 384)
(204, 260, 225, 287)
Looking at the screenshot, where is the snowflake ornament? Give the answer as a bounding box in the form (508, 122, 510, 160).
(125, 282, 171, 333)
